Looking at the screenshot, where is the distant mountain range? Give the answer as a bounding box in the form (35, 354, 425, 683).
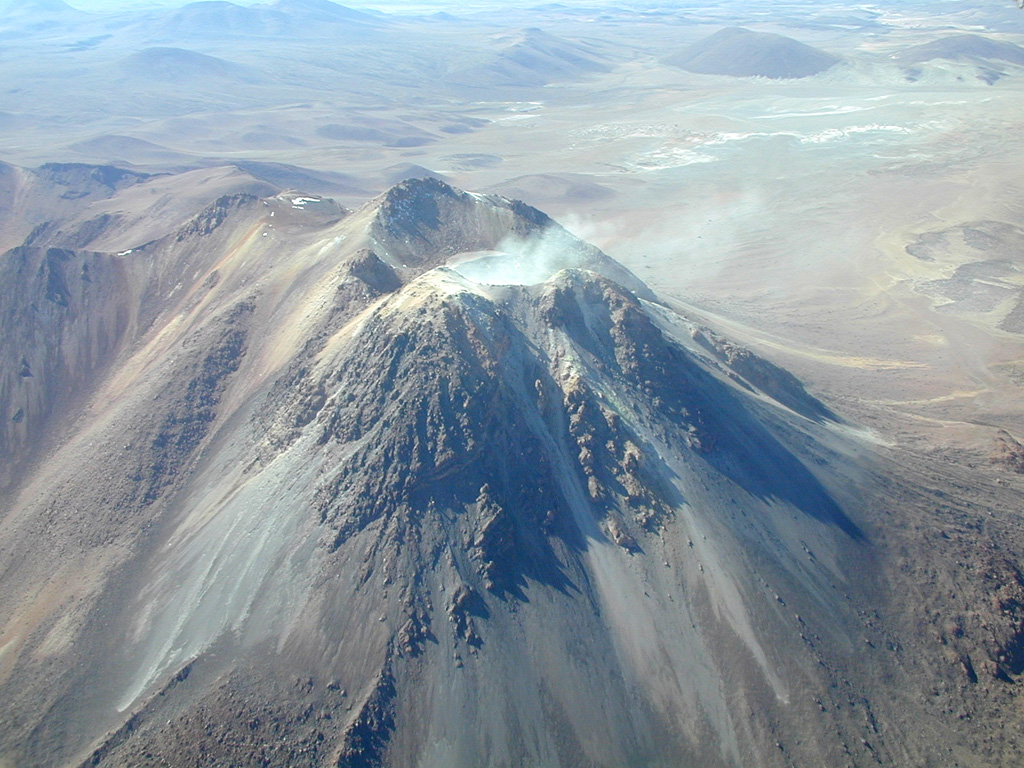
(0, 0, 80, 15)
(450, 26, 613, 88)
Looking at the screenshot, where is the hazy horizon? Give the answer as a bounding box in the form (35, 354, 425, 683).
(6, 0, 977, 15)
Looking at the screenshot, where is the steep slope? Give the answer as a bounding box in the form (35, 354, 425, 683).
(667, 27, 840, 79)
(6, 163, 277, 255)
(1, 176, 1022, 768)
(0, 162, 152, 253)
(364, 177, 648, 296)
(0, 163, 283, 489)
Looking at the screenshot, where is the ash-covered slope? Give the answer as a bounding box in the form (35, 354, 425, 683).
(667, 27, 840, 79)
(0, 162, 152, 252)
(0, 174, 1019, 767)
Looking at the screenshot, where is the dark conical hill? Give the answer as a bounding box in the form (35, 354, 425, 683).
(667, 26, 839, 79)
(895, 33, 1024, 66)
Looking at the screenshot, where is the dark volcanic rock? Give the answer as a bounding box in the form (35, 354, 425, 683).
(0, 244, 131, 488)
(992, 430, 1024, 474)
(667, 27, 840, 79)
(137, 301, 252, 504)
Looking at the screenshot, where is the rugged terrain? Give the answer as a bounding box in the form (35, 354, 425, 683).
(0, 169, 1022, 767)
(2, 0, 1024, 766)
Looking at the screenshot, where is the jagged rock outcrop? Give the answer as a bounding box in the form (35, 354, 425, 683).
(992, 430, 1024, 474)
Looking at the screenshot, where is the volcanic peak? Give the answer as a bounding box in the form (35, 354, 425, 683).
(367, 177, 652, 298)
(667, 26, 840, 79)
(0, 0, 80, 16)
(0, 171, 881, 768)
(895, 33, 1024, 66)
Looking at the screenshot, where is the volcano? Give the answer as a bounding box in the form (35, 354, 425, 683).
(667, 27, 840, 79)
(1, 172, 1022, 767)
(894, 34, 1024, 67)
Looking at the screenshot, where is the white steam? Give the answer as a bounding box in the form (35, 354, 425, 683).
(450, 226, 589, 286)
